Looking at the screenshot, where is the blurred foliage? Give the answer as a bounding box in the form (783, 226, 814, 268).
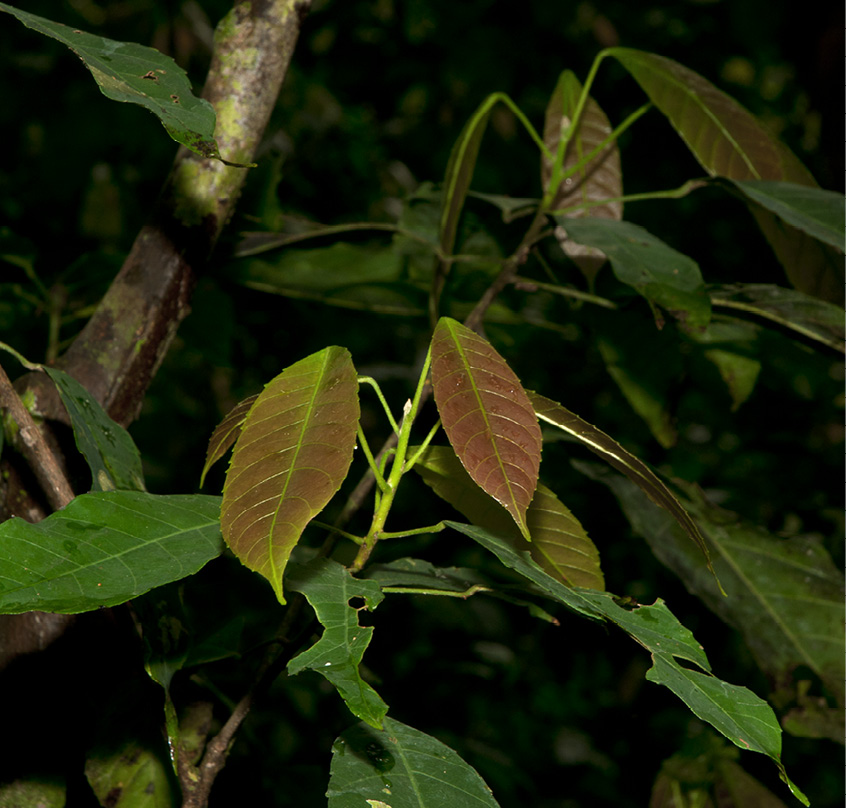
(0, 1, 842, 806)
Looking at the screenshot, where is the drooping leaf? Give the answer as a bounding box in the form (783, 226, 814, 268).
(200, 394, 257, 487)
(221, 347, 359, 604)
(225, 244, 426, 316)
(556, 217, 710, 328)
(583, 462, 845, 709)
(413, 445, 603, 589)
(528, 391, 712, 571)
(85, 738, 175, 808)
(0, 3, 227, 163)
(430, 318, 542, 539)
(328, 717, 501, 808)
(0, 492, 224, 615)
(42, 367, 145, 492)
(286, 558, 387, 728)
(709, 283, 844, 354)
(606, 47, 840, 302)
(445, 520, 805, 804)
(730, 181, 845, 252)
(542, 70, 623, 285)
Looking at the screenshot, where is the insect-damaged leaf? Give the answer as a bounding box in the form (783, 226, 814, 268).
(528, 390, 715, 578)
(414, 445, 603, 590)
(606, 48, 840, 303)
(200, 394, 258, 487)
(221, 347, 359, 604)
(542, 70, 623, 285)
(430, 318, 542, 539)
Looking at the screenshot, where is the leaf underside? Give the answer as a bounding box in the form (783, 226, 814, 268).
(221, 347, 360, 603)
(543, 70, 623, 284)
(414, 445, 603, 589)
(430, 318, 542, 539)
(201, 394, 258, 487)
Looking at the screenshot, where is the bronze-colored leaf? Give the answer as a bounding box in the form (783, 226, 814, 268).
(528, 390, 713, 574)
(414, 445, 603, 590)
(221, 348, 359, 603)
(542, 70, 623, 285)
(430, 317, 542, 539)
(200, 394, 258, 487)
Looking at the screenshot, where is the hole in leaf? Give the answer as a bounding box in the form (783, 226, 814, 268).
(348, 596, 367, 610)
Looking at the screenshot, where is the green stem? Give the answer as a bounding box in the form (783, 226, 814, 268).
(378, 521, 447, 540)
(551, 178, 708, 216)
(382, 584, 493, 598)
(358, 376, 400, 434)
(309, 520, 365, 545)
(512, 278, 618, 309)
(355, 425, 388, 493)
(404, 418, 442, 472)
(0, 342, 42, 371)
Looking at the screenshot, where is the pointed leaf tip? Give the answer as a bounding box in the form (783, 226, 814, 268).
(221, 348, 359, 602)
(430, 318, 542, 538)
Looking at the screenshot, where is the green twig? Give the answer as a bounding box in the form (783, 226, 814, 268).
(551, 178, 708, 216)
(378, 521, 447, 539)
(358, 376, 400, 434)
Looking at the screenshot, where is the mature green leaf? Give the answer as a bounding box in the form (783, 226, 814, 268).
(0, 780, 65, 808)
(466, 191, 539, 222)
(730, 181, 844, 251)
(582, 463, 846, 707)
(43, 367, 145, 492)
(200, 394, 257, 487)
(286, 558, 387, 728)
(703, 348, 761, 411)
(445, 520, 804, 801)
(556, 217, 710, 328)
(606, 47, 840, 302)
(0, 3, 226, 162)
(221, 347, 359, 604)
(414, 445, 603, 589)
(430, 318, 542, 539)
(709, 283, 844, 354)
(225, 244, 426, 316)
(85, 738, 175, 808)
(543, 70, 623, 285)
(328, 717, 501, 808)
(0, 493, 223, 614)
(529, 390, 711, 570)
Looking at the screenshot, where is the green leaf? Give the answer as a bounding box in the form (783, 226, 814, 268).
(43, 367, 145, 492)
(556, 217, 710, 328)
(221, 347, 360, 604)
(430, 318, 543, 539)
(85, 738, 175, 808)
(466, 191, 539, 222)
(730, 181, 845, 252)
(0, 492, 224, 615)
(445, 520, 803, 800)
(606, 47, 839, 302)
(584, 462, 845, 708)
(413, 445, 603, 589)
(528, 390, 712, 572)
(225, 244, 426, 316)
(543, 70, 623, 285)
(328, 716, 501, 808)
(0, 3, 227, 163)
(702, 348, 761, 411)
(286, 558, 387, 728)
(200, 394, 257, 487)
(709, 283, 844, 354)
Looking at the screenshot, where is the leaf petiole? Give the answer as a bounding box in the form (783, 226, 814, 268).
(356, 425, 388, 493)
(358, 376, 400, 434)
(378, 521, 447, 539)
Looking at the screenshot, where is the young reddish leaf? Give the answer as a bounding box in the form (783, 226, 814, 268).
(414, 446, 603, 590)
(542, 70, 623, 285)
(430, 317, 542, 539)
(606, 48, 840, 303)
(221, 348, 359, 603)
(528, 390, 716, 579)
(200, 394, 258, 487)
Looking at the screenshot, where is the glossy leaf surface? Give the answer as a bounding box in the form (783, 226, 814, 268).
(606, 47, 838, 302)
(586, 463, 845, 708)
(221, 347, 359, 604)
(287, 558, 387, 728)
(414, 445, 603, 589)
(543, 70, 623, 284)
(557, 217, 710, 328)
(44, 367, 145, 492)
(328, 717, 501, 808)
(430, 318, 542, 539)
(0, 3, 223, 161)
(0, 493, 223, 614)
(85, 739, 174, 808)
(529, 390, 711, 568)
(200, 394, 257, 487)
(709, 284, 844, 354)
(731, 181, 845, 251)
(446, 520, 805, 803)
